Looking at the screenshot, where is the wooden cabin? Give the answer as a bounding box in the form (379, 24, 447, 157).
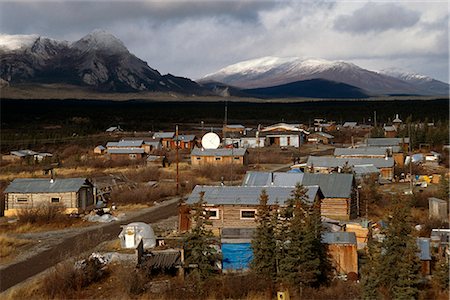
(322, 232, 358, 275)
(307, 132, 334, 144)
(94, 145, 106, 154)
(152, 132, 175, 149)
(170, 135, 197, 150)
(107, 148, 145, 160)
(180, 185, 323, 234)
(3, 178, 94, 216)
(190, 148, 248, 166)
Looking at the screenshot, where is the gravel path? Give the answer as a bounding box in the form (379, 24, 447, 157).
(0, 199, 179, 292)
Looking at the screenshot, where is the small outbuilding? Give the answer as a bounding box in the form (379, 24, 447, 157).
(307, 132, 334, 144)
(3, 177, 94, 216)
(322, 232, 358, 275)
(94, 145, 106, 155)
(119, 222, 156, 249)
(428, 197, 448, 221)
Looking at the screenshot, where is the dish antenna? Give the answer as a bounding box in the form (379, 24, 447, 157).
(201, 132, 220, 149)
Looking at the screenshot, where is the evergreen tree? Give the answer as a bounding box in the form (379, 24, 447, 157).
(278, 184, 329, 290)
(378, 198, 421, 299)
(361, 226, 381, 300)
(432, 255, 449, 291)
(251, 189, 277, 280)
(184, 192, 219, 279)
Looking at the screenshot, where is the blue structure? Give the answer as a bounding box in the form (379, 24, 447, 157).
(221, 243, 253, 270)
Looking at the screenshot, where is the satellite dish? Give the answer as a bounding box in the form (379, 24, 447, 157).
(201, 132, 220, 149)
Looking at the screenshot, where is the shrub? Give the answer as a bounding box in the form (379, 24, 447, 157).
(16, 203, 67, 224)
(194, 164, 247, 182)
(110, 184, 177, 204)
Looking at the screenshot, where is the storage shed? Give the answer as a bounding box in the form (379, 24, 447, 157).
(428, 197, 448, 221)
(322, 232, 358, 275)
(3, 177, 94, 216)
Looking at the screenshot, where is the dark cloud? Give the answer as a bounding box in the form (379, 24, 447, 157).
(0, 1, 276, 37)
(334, 3, 420, 34)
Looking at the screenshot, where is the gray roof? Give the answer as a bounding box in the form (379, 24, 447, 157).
(417, 238, 431, 260)
(153, 132, 175, 139)
(107, 148, 145, 154)
(322, 232, 357, 245)
(191, 148, 247, 157)
(310, 132, 334, 139)
(106, 126, 120, 132)
(334, 147, 391, 157)
(5, 178, 89, 194)
(106, 142, 119, 147)
(366, 137, 409, 146)
(428, 197, 447, 204)
(95, 145, 106, 150)
(383, 126, 396, 132)
(225, 124, 245, 129)
(117, 140, 144, 147)
(343, 122, 357, 127)
(10, 150, 38, 157)
(307, 156, 394, 168)
(186, 185, 321, 206)
(243, 171, 353, 199)
(174, 135, 196, 142)
(353, 165, 380, 175)
(243, 172, 304, 187)
(302, 173, 354, 198)
(221, 228, 255, 239)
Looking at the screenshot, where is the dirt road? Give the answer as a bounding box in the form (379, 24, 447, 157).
(0, 200, 178, 292)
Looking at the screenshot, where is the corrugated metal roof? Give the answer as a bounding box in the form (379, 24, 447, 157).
(106, 142, 119, 147)
(243, 172, 353, 199)
(10, 150, 38, 157)
(428, 197, 447, 204)
(174, 135, 196, 142)
(307, 156, 394, 168)
(334, 147, 390, 156)
(144, 141, 161, 146)
(117, 140, 144, 147)
(95, 145, 106, 150)
(302, 173, 354, 198)
(355, 145, 401, 153)
(352, 165, 380, 175)
(242, 172, 304, 187)
(417, 238, 431, 260)
(186, 185, 320, 206)
(310, 132, 334, 139)
(225, 124, 245, 129)
(153, 132, 175, 139)
(366, 137, 409, 146)
(191, 148, 247, 157)
(322, 232, 356, 245)
(107, 148, 145, 154)
(384, 126, 396, 132)
(343, 122, 357, 127)
(5, 178, 89, 193)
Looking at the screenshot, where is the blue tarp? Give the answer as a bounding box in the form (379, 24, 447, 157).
(221, 243, 253, 270)
(287, 168, 303, 173)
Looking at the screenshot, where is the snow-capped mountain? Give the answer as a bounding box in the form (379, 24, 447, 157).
(200, 56, 449, 96)
(0, 30, 206, 94)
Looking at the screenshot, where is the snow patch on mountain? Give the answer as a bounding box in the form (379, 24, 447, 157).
(71, 29, 128, 54)
(0, 34, 40, 51)
(379, 68, 433, 82)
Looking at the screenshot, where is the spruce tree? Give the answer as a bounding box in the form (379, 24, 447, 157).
(251, 189, 277, 280)
(361, 226, 381, 300)
(378, 198, 421, 299)
(432, 255, 449, 291)
(184, 192, 219, 279)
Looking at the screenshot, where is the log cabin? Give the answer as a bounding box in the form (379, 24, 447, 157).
(190, 148, 248, 166)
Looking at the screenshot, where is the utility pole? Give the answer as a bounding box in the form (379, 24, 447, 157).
(374, 111, 377, 128)
(176, 124, 179, 195)
(408, 123, 413, 194)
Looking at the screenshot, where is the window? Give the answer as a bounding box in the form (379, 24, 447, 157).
(215, 157, 221, 161)
(16, 197, 28, 202)
(240, 209, 257, 219)
(129, 154, 137, 159)
(205, 208, 220, 220)
(196, 157, 201, 160)
(234, 157, 240, 160)
(51, 197, 60, 203)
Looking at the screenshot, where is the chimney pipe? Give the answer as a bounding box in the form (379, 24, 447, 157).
(271, 172, 274, 185)
(50, 169, 55, 183)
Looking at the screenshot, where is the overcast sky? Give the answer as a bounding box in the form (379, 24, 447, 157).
(0, 0, 448, 82)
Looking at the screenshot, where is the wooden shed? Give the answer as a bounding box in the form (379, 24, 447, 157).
(428, 197, 448, 221)
(3, 178, 94, 216)
(322, 232, 358, 275)
(190, 148, 248, 166)
(307, 132, 334, 145)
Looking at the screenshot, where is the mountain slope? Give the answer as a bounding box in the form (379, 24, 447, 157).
(242, 79, 370, 99)
(200, 56, 448, 96)
(0, 30, 207, 94)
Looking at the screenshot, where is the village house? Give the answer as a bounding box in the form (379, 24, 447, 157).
(170, 135, 198, 150)
(306, 156, 395, 181)
(106, 140, 147, 160)
(364, 137, 410, 151)
(2, 149, 53, 163)
(143, 140, 162, 153)
(3, 177, 94, 216)
(94, 145, 106, 154)
(307, 132, 334, 144)
(242, 172, 356, 220)
(180, 185, 323, 234)
(223, 124, 246, 136)
(259, 123, 309, 147)
(152, 132, 175, 148)
(190, 148, 248, 166)
(383, 125, 397, 138)
(105, 125, 123, 133)
(322, 232, 358, 275)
